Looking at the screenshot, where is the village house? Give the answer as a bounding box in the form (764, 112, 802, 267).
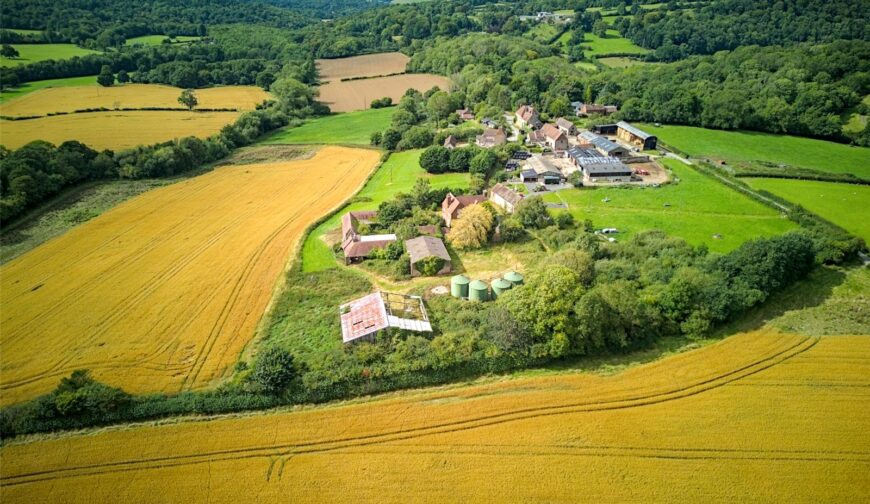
(339, 291, 432, 344)
(578, 131, 629, 157)
(541, 123, 569, 151)
(515, 105, 543, 130)
(555, 117, 577, 136)
(340, 211, 396, 264)
(616, 121, 658, 150)
(456, 108, 475, 121)
(489, 183, 524, 213)
(476, 128, 507, 148)
(443, 135, 458, 149)
(441, 192, 487, 227)
(405, 235, 452, 277)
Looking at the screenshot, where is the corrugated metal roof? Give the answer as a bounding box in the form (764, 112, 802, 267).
(579, 131, 625, 153)
(617, 121, 654, 140)
(340, 292, 432, 343)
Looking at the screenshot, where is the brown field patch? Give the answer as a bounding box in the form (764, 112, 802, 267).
(0, 146, 380, 406)
(0, 84, 270, 117)
(2, 330, 868, 502)
(318, 74, 452, 112)
(0, 111, 242, 150)
(316, 52, 410, 82)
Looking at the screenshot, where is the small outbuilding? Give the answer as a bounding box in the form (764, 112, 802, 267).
(339, 292, 431, 343)
(405, 235, 452, 277)
(489, 183, 524, 213)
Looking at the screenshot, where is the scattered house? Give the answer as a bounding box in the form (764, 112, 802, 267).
(555, 117, 577, 136)
(578, 131, 629, 157)
(515, 105, 542, 130)
(481, 117, 499, 128)
(405, 235, 452, 277)
(456, 108, 475, 121)
(616, 121, 657, 150)
(441, 192, 487, 227)
(541, 123, 569, 151)
(526, 155, 563, 184)
(340, 211, 397, 264)
(443, 135, 458, 149)
(490, 183, 524, 213)
(574, 103, 618, 117)
(339, 291, 432, 344)
(476, 128, 507, 148)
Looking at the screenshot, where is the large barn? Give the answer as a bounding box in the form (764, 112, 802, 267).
(616, 121, 657, 150)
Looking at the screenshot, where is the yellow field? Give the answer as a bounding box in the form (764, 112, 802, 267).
(0, 147, 380, 406)
(317, 52, 410, 82)
(318, 74, 452, 112)
(0, 111, 242, 150)
(2, 330, 868, 502)
(0, 84, 271, 117)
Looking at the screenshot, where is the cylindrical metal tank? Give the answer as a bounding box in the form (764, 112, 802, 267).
(450, 275, 470, 298)
(503, 271, 524, 287)
(468, 279, 490, 302)
(491, 278, 512, 298)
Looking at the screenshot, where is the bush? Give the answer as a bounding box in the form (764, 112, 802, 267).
(419, 146, 451, 174)
(516, 197, 552, 229)
(371, 97, 393, 108)
(250, 347, 298, 394)
(415, 256, 446, 276)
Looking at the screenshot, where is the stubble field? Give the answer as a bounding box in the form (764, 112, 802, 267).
(2, 330, 867, 502)
(0, 146, 380, 406)
(318, 73, 452, 112)
(316, 52, 410, 81)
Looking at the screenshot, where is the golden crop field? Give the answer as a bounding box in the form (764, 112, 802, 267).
(2, 329, 868, 502)
(318, 74, 452, 112)
(0, 111, 242, 150)
(0, 84, 271, 117)
(0, 146, 380, 406)
(316, 52, 410, 82)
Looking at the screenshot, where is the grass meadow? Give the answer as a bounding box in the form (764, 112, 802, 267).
(639, 124, 870, 179)
(542, 159, 797, 252)
(582, 30, 650, 57)
(0, 44, 99, 67)
(124, 35, 200, 46)
(301, 149, 469, 272)
(744, 178, 870, 241)
(0, 75, 97, 103)
(262, 107, 396, 145)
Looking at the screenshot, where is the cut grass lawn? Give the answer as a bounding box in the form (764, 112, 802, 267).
(744, 178, 870, 241)
(0, 44, 99, 67)
(641, 123, 870, 179)
(261, 107, 395, 145)
(125, 35, 200, 46)
(542, 158, 797, 253)
(301, 149, 469, 272)
(582, 30, 650, 57)
(0, 75, 97, 103)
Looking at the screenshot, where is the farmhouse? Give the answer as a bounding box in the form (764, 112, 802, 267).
(405, 235, 452, 277)
(573, 102, 618, 117)
(515, 105, 542, 130)
(541, 123, 569, 151)
(476, 128, 507, 148)
(339, 291, 432, 344)
(616, 121, 657, 150)
(526, 155, 563, 184)
(442, 192, 487, 227)
(443, 135, 458, 149)
(555, 117, 577, 136)
(456, 108, 475, 121)
(341, 211, 397, 264)
(490, 183, 524, 213)
(578, 131, 629, 157)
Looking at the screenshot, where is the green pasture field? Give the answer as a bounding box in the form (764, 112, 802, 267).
(124, 35, 201, 46)
(598, 56, 655, 68)
(842, 95, 869, 134)
(744, 178, 870, 241)
(542, 159, 797, 253)
(262, 107, 395, 145)
(640, 124, 870, 179)
(524, 23, 560, 44)
(5, 29, 42, 35)
(0, 75, 97, 103)
(0, 44, 99, 68)
(301, 149, 469, 272)
(582, 30, 650, 57)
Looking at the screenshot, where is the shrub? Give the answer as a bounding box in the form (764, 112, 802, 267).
(250, 347, 298, 394)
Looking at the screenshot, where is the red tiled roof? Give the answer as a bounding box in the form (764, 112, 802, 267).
(340, 292, 389, 342)
(541, 123, 565, 141)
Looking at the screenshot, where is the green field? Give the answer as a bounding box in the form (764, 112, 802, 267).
(542, 159, 797, 253)
(5, 29, 42, 35)
(842, 95, 869, 134)
(524, 23, 560, 44)
(0, 44, 99, 67)
(125, 35, 201, 46)
(0, 75, 97, 103)
(640, 124, 870, 179)
(301, 149, 469, 271)
(744, 178, 870, 241)
(582, 30, 650, 57)
(262, 107, 395, 145)
(599, 56, 655, 68)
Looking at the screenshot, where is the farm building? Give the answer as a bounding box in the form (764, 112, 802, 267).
(555, 117, 577, 136)
(572, 102, 618, 117)
(578, 131, 629, 158)
(406, 235, 452, 277)
(526, 129, 545, 146)
(442, 192, 487, 227)
(617, 121, 657, 150)
(490, 183, 524, 213)
(515, 105, 542, 129)
(476, 128, 507, 148)
(582, 161, 633, 183)
(339, 291, 432, 344)
(541, 123, 569, 151)
(443, 135, 458, 149)
(341, 211, 397, 264)
(456, 108, 475, 121)
(526, 155, 563, 184)
(592, 123, 619, 135)
(520, 169, 538, 182)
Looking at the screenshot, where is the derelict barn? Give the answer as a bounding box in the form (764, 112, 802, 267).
(339, 292, 432, 344)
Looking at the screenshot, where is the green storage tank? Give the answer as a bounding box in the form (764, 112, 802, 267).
(468, 280, 490, 302)
(503, 271, 524, 287)
(491, 278, 512, 298)
(450, 275, 470, 298)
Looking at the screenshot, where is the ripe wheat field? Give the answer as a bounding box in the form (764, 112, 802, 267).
(0, 146, 380, 406)
(2, 330, 867, 502)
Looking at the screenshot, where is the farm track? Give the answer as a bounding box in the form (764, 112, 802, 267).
(0, 333, 820, 487)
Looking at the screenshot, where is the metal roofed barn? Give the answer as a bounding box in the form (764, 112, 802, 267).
(339, 291, 432, 343)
